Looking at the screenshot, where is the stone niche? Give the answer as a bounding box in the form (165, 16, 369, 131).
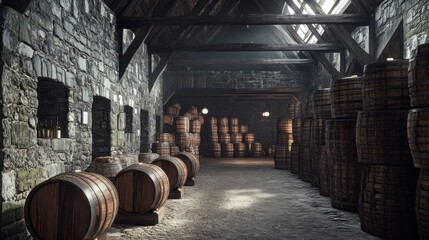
(37, 78, 69, 138)
(92, 96, 112, 160)
(140, 110, 150, 152)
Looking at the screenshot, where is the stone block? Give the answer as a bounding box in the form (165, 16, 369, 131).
(66, 72, 76, 87)
(1, 171, 16, 200)
(78, 57, 87, 72)
(52, 2, 62, 20)
(1, 219, 27, 238)
(16, 168, 46, 193)
(51, 138, 73, 152)
(17, 42, 34, 58)
(53, 23, 65, 40)
(18, 21, 31, 45)
(46, 163, 64, 178)
(32, 55, 42, 76)
(11, 123, 30, 148)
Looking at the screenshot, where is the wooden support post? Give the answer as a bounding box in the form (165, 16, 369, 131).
(149, 53, 172, 92)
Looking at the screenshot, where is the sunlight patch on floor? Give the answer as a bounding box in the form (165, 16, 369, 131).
(221, 189, 277, 210)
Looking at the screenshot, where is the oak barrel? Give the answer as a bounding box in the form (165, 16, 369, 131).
(138, 153, 160, 164)
(209, 132, 219, 143)
(190, 119, 201, 133)
(326, 119, 360, 211)
(292, 118, 301, 143)
(250, 143, 263, 157)
(290, 143, 300, 174)
(233, 143, 246, 157)
(218, 125, 229, 134)
(175, 116, 190, 133)
(277, 133, 292, 146)
(220, 133, 231, 143)
(277, 118, 293, 134)
(152, 156, 188, 190)
(175, 133, 192, 150)
(313, 89, 331, 119)
(163, 114, 174, 125)
(356, 110, 412, 165)
(209, 117, 217, 126)
(230, 133, 243, 143)
(218, 117, 229, 126)
(319, 146, 330, 196)
(239, 124, 249, 134)
(243, 133, 255, 143)
(25, 172, 119, 240)
(166, 104, 181, 117)
(221, 143, 234, 157)
(210, 143, 221, 157)
(151, 142, 171, 157)
(170, 146, 180, 156)
(174, 152, 200, 179)
(229, 125, 239, 134)
(290, 102, 301, 119)
(310, 119, 327, 187)
(155, 133, 175, 146)
(86, 156, 123, 180)
(359, 165, 419, 239)
(416, 169, 429, 239)
(409, 43, 429, 108)
(229, 117, 239, 126)
(330, 76, 363, 118)
(274, 146, 289, 170)
(363, 60, 409, 111)
(407, 108, 429, 168)
(300, 119, 312, 182)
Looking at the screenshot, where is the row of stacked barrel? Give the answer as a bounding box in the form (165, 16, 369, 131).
(287, 43, 429, 239)
(273, 117, 293, 170)
(208, 117, 263, 157)
(24, 152, 200, 239)
(161, 104, 204, 158)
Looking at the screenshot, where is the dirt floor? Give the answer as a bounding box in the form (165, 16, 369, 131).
(106, 157, 378, 240)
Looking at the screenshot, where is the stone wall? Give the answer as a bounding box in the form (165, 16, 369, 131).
(0, 0, 162, 238)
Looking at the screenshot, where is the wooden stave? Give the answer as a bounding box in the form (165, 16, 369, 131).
(218, 125, 229, 134)
(416, 169, 429, 239)
(220, 133, 231, 143)
(408, 43, 429, 108)
(290, 143, 300, 174)
(310, 119, 327, 188)
(151, 142, 171, 157)
(221, 143, 234, 157)
(319, 146, 330, 196)
(407, 108, 429, 168)
(174, 116, 190, 133)
(243, 133, 255, 143)
(363, 60, 409, 111)
(152, 156, 188, 190)
(326, 119, 360, 211)
(155, 133, 175, 146)
(359, 165, 419, 239)
(175, 133, 192, 150)
(174, 152, 200, 178)
(229, 125, 239, 134)
(300, 119, 312, 182)
(312, 89, 332, 119)
(292, 118, 301, 143)
(277, 133, 293, 146)
(274, 145, 289, 169)
(86, 156, 123, 179)
(330, 76, 363, 119)
(210, 143, 221, 157)
(209, 132, 219, 143)
(356, 110, 412, 165)
(250, 143, 263, 157)
(233, 143, 246, 157)
(277, 118, 293, 134)
(290, 102, 301, 119)
(190, 119, 201, 133)
(230, 133, 243, 143)
(25, 172, 119, 240)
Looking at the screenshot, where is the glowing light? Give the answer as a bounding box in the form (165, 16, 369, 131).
(202, 108, 209, 115)
(351, 75, 358, 77)
(262, 112, 270, 117)
(386, 58, 395, 61)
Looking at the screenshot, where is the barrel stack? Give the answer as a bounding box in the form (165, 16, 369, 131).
(300, 94, 314, 182)
(357, 60, 419, 239)
(208, 117, 221, 157)
(163, 100, 181, 133)
(407, 43, 429, 240)
(311, 89, 331, 188)
(290, 103, 301, 174)
(325, 76, 362, 206)
(274, 117, 293, 169)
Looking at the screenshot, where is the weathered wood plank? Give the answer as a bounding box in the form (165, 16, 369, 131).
(149, 43, 341, 53)
(169, 58, 315, 66)
(118, 14, 370, 27)
(149, 53, 172, 91)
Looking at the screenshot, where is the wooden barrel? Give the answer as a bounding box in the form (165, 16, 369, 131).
(274, 146, 289, 169)
(326, 119, 360, 211)
(290, 143, 300, 174)
(184, 112, 193, 121)
(310, 119, 327, 187)
(220, 133, 231, 143)
(175, 116, 190, 133)
(300, 119, 312, 182)
(174, 152, 200, 179)
(191, 133, 201, 146)
(304, 93, 314, 119)
(221, 143, 234, 157)
(277, 118, 293, 134)
(218, 125, 229, 134)
(115, 164, 169, 213)
(209, 117, 217, 126)
(209, 132, 218, 143)
(268, 145, 275, 157)
(170, 146, 180, 156)
(86, 156, 123, 180)
(290, 102, 301, 119)
(166, 104, 181, 117)
(330, 76, 363, 119)
(407, 108, 429, 168)
(218, 117, 228, 126)
(230, 133, 243, 143)
(190, 119, 201, 133)
(250, 143, 263, 157)
(155, 133, 175, 146)
(416, 169, 429, 239)
(175, 133, 192, 150)
(243, 133, 255, 143)
(313, 89, 331, 119)
(151, 142, 170, 157)
(239, 124, 248, 134)
(277, 133, 291, 146)
(292, 118, 301, 143)
(25, 172, 119, 240)
(233, 143, 246, 157)
(138, 153, 159, 164)
(363, 60, 409, 111)
(229, 125, 239, 133)
(229, 118, 239, 126)
(356, 110, 412, 165)
(359, 165, 419, 239)
(211, 143, 221, 157)
(188, 106, 199, 120)
(163, 114, 174, 125)
(152, 156, 187, 190)
(319, 146, 329, 196)
(409, 43, 429, 108)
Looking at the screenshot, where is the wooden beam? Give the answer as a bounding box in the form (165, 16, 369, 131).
(149, 43, 341, 53)
(149, 53, 172, 91)
(169, 58, 315, 66)
(118, 14, 370, 28)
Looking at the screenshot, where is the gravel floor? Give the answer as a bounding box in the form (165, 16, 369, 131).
(107, 157, 378, 240)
